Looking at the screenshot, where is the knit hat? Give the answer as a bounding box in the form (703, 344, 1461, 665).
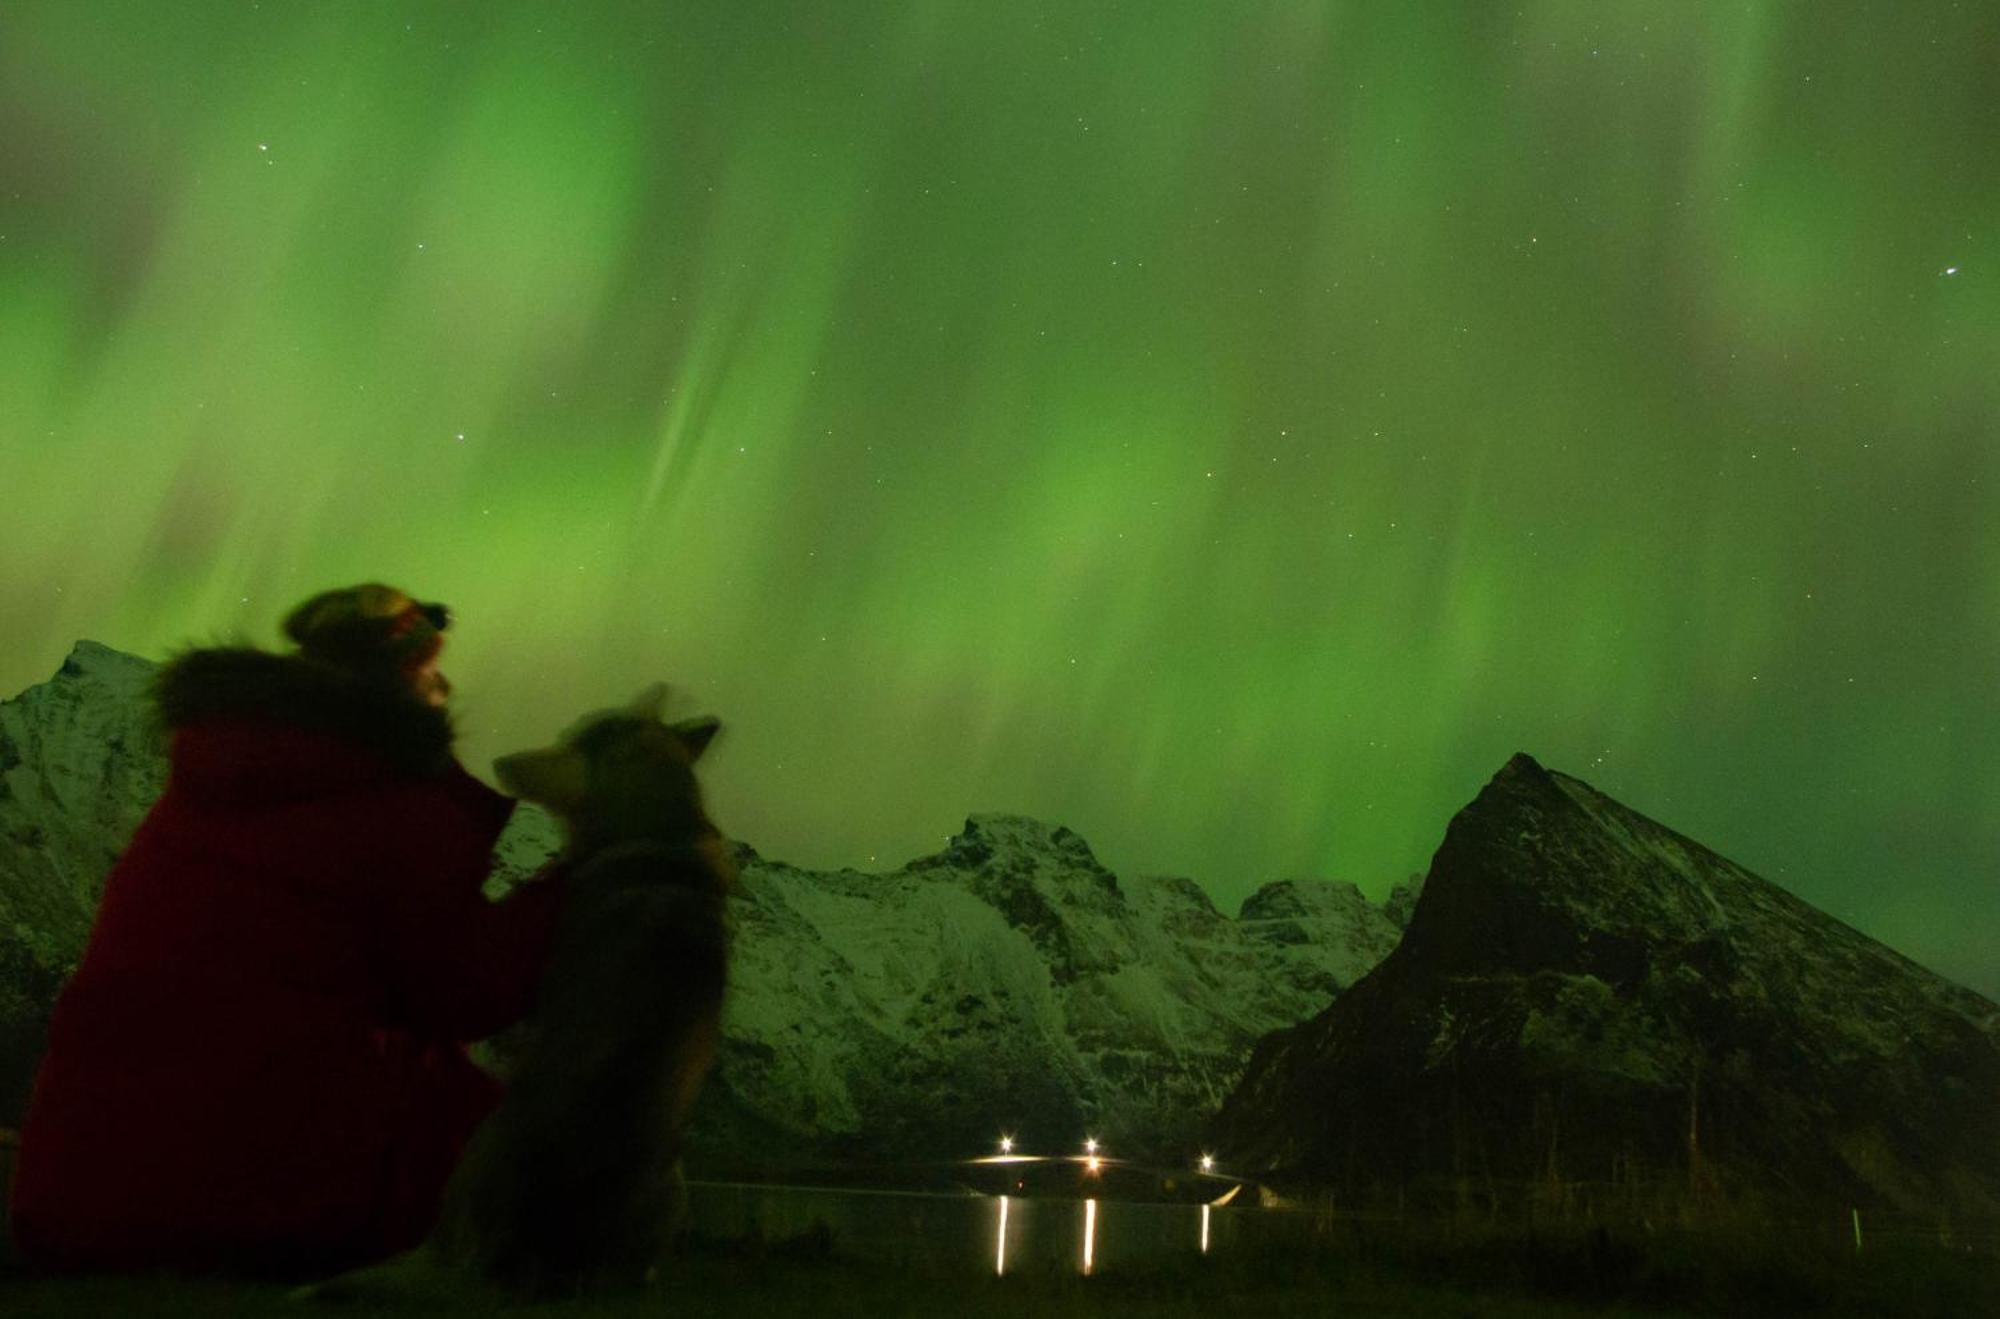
(281, 583, 450, 678)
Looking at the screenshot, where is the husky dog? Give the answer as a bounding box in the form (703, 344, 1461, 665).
(425, 684, 735, 1297)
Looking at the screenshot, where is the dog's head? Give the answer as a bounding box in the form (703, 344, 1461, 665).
(495, 683, 728, 865)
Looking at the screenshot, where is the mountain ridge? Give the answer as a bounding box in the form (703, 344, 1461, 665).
(0, 641, 1409, 1166)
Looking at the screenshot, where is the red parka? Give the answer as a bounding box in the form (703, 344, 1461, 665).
(9, 648, 566, 1279)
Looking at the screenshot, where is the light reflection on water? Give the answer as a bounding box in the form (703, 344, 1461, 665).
(691, 1182, 1245, 1275)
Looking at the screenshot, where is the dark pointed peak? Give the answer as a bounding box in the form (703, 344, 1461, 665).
(1445, 751, 1570, 826)
(1209, 752, 2000, 1216)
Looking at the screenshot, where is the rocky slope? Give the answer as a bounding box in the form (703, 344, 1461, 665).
(1210, 753, 2000, 1223)
(0, 642, 1410, 1165)
(0, 641, 167, 1116)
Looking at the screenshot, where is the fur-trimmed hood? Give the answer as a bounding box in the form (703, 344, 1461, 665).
(153, 646, 456, 780)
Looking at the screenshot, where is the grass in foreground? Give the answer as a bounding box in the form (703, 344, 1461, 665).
(0, 1258, 1677, 1319)
(2, 1226, 1994, 1319)
(0, 1239, 1992, 1319)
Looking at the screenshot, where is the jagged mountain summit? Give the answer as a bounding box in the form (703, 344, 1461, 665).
(1210, 753, 2000, 1223)
(680, 817, 1407, 1167)
(0, 642, 1411, 1164)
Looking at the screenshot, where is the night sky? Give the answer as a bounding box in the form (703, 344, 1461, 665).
(2, 4, 1994, 997)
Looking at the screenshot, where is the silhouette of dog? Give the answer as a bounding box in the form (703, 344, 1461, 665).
(440, 683, 734, 1295)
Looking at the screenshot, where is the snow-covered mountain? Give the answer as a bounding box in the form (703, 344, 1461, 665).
(677, 820, 1404, 1169)
(0, 642, 168, 1116)
(0, 642, 1410, 1166)
(1210, 753, 2000, 1222)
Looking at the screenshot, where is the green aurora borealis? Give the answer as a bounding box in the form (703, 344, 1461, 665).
(1, 3, 1994, 996)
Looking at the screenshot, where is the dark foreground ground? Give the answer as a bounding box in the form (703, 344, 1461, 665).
(1, 1223, 1992, 1318)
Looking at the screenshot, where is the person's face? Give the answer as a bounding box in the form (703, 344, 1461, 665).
(409, 658, 451, 708)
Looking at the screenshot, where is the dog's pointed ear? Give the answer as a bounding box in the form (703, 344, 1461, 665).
(627, 683, 671, 722)
(671, 716, 722, 762)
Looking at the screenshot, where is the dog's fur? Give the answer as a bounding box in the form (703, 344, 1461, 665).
(304, 684, 734, 1301)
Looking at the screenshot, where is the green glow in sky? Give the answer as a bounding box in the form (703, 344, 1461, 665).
(2, 3, 1993, 996)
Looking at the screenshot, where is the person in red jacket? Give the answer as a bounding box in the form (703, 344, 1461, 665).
(9, 584, 567, 1280)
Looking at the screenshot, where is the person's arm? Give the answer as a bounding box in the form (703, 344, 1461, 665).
(435, 757, 516, 846)
(365, 785, 569, 1041)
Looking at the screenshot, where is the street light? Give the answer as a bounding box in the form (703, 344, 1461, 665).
(1199, 1154, 1215, 1172)
(1083, 1137, 1099, 1155)
(999, 1135, 1014, 1154)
